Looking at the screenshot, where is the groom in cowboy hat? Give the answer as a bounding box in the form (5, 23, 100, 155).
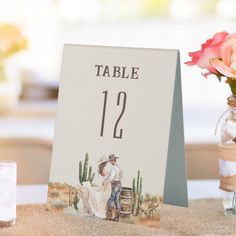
(103, 154, 122, 221)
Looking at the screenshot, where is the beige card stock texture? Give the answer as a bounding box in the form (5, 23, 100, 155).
(49, 45, 188, 207)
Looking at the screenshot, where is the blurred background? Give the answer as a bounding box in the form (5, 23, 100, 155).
(0, 0, 235, 189)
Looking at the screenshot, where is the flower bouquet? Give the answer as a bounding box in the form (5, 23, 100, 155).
(0, 24, 27, 109)
(186, 31, 236, 217)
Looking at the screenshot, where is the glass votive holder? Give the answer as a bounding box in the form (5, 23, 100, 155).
(0, 161, 16, 227)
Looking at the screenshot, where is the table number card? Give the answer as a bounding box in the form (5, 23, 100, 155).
(47, 45, 188, 228)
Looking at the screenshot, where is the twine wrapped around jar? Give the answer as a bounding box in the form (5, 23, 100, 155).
(218, 96, 236, 192)
(227, 95, 236, 107)
(219, 144, 236, 191)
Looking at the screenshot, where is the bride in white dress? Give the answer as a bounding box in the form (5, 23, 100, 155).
(77, 156, 112, 219)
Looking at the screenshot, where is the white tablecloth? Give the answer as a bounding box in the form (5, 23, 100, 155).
(17, 180, 221, 205)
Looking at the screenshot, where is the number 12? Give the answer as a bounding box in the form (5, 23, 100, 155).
(100, 91, 127, 139)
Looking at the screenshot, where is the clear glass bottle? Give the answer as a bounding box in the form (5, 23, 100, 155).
(219, 96, 236, 217)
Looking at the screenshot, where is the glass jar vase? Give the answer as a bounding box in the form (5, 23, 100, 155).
(219, 96, 236, 217)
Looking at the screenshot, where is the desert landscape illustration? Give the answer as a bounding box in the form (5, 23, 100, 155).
(47, 153, 162, 228)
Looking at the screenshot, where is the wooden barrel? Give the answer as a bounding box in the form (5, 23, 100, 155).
(119, 187, 133, 218)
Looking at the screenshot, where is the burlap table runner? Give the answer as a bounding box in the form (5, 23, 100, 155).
(1, 199, 236, 236)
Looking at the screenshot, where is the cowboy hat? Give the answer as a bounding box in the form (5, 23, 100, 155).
(109, 154, 119, 160)
(98, 155, 109, 165)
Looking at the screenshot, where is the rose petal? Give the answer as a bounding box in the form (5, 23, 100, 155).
(201, 31, 228, 51)
(185, 31, 229, 73)
(222, 32, 236, 44)
(189, 50, 202, 58)
(197, 46, 220, 68)
(184, 61, 197, 66)
(210, 58, 236, 77)
(211, 31, 229, 45)
(207, 66, 220, 75)
(201, 70, 211, 78)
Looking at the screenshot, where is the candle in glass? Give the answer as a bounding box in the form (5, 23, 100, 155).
(0, 161, 16, 227)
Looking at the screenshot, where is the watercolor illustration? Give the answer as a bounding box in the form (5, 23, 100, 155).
(47, 153, 162, 228)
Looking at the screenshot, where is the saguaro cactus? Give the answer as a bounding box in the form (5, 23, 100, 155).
(73, 191, 79, 210)
(132, 170, 143, 216)
(79, 153, 95, 185)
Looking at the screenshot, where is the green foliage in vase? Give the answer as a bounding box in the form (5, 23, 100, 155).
(132, 170, 143, 216)
(79, 153, 95, 185)
(0, 24, 27, 82)
(0, 62, 7, 82)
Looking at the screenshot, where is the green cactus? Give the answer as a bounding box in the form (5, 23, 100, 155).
(88, 166, 92, 181)
(132, 170, 143, 216)
(90, 173, 95, 183)
(79, 153, 95, 185)
(73, 191, 79, 210)
(132, 178, 135, 194)
(83, 153, 89, 181)
(79, 161, 83, 184)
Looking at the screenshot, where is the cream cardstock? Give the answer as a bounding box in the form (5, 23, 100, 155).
(48, 45, 188, 210)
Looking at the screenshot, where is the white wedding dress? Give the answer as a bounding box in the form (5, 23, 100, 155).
(77, 164, 112, 219)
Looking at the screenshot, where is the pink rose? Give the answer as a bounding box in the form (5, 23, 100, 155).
(210, 33, 236, 78)
(185, 31, 228, 78)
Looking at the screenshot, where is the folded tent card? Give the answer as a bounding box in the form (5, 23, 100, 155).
(47, 45, 188, 228)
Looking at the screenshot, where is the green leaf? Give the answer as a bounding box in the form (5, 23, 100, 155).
(227, 78, 236, 96)
(216, 75, 222, 82)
